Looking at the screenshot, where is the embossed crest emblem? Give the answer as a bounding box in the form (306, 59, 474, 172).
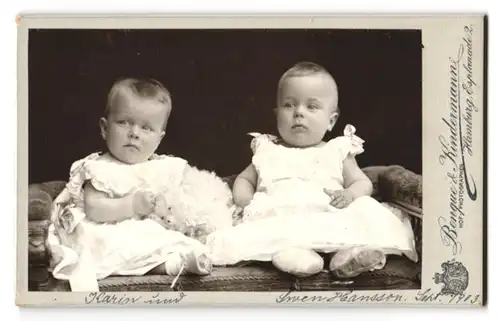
(433, 259, 469, 296)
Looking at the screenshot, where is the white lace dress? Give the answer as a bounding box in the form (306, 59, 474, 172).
(47, 153, 209, 292)
(205, 125, 418, 266)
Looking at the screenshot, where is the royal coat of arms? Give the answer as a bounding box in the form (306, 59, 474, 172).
(433, 259, 469, 296)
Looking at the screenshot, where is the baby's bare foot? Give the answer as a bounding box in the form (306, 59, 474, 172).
(182, 250, 213, 275)
(329, 247, 386, 278)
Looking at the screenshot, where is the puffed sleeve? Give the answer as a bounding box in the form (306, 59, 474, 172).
(248, 132, 278, 155)
(343, 124, 365, 156)
(55, 153, 100, 234)
(329, 124, 365, 161)
(65, 152, 101, 209)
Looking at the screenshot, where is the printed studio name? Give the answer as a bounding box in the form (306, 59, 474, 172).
(438, 25, 479, 255)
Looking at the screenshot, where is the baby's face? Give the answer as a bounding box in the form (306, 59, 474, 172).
(276, 73, 338, 147)
(100, 94, 168, 164)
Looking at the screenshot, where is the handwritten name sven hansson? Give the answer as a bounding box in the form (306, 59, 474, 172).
(276, 290, 404, 304)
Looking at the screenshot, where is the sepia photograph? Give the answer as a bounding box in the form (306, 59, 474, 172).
(28, 26, 422, 293)
(17, 14, 484, 306)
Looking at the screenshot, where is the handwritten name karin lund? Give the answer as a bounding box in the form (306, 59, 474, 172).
(84, 292, 187, 305)
(438, 25, 479, 256)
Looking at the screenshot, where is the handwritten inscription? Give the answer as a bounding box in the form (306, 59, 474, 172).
(85, 292, 187, 305)
(274, 288, 481, 305)
(415, 288, 480, 305)
(276, 290, 404, 304)
(438, 25, 479, 255)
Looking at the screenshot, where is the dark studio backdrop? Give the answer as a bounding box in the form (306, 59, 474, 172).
(28, 29, 422, 185)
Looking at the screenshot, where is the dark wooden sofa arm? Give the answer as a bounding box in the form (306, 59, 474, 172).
(28, 181, 67, 291)
(27, 165, 422, 292)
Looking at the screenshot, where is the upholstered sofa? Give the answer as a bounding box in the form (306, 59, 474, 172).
(28, 165, 422, 292)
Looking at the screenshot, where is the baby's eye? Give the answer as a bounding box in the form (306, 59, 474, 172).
(116, 120, 127, 125)
(283, 102, 293, 108)
(308, 104, 319, 109)
(142, 125, 152, 131)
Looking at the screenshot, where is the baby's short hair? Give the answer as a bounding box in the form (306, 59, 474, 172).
(278, 61, 339, 111)
(105, 77, 172, 130)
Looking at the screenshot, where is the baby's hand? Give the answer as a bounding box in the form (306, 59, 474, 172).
(324, 189, 355, 209)
(190, 223, 212, 243)
(132, 190, 156, 217)
(153, 193, 170, 217)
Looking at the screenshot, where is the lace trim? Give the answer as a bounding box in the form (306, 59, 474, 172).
(343, 124, 365, 156)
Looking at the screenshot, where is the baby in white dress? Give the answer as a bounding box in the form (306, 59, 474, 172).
(47, 78, 214, 291)
(205, 62, 417, 278)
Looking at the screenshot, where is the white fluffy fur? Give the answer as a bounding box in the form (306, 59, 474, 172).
(159, 165, 237, 242)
